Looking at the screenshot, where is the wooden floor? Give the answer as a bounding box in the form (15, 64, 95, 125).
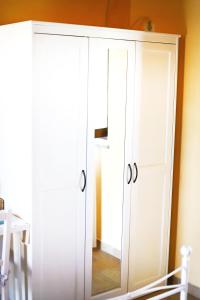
(92, 248, 199, 299)
(137, 293, 198, 300)
(92, 248, 120, 295)
(168, 295, 198, 300)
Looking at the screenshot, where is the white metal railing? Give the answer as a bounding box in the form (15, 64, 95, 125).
(0, 210, 12, 300)
(108, 246, 192, 300)
(0, 211, 30, 300)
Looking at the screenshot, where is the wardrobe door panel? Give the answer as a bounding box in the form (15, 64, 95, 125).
(128, 42, 177, 290)
(135, 44, 175, 165)
(33, 34, 88, 300)
(129, 166, 167, 284)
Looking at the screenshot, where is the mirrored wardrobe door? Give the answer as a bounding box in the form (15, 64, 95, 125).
(85, 38, 135, 300)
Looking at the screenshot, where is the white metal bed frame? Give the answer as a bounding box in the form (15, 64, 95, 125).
(108, 246, 192, 300)
(0, 211, 192, 300)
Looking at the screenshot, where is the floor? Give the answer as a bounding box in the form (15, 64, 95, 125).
(92, 248, 120, 295)
(137, 293, 198, 299)
(92, 248, 199, 299)
(168, 295, 198, 300)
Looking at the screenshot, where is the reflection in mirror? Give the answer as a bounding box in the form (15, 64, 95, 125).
(91, 47, 127, 296)
(92, 145, 121, 295)
(92, 143, 123, 296)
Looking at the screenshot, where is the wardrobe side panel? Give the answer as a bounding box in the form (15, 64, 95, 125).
(0, 24, 33, 300)
(128, 42, 177, 290)
(0, 24, 32, 222)
(32, 34, 88, 300)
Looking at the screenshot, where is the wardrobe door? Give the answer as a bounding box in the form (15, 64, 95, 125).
(85, 38, 135, 299)
(128, 42, 177, 290)
(33, 34, 88, 300)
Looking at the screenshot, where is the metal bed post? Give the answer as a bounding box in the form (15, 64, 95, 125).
(180, 246, 192, 300)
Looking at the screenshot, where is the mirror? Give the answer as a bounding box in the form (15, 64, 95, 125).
(91, 47, 128, 296)
(92, 142, 123, 295)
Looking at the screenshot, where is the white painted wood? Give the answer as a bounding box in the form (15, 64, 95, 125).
(128, 42, 177, 291)
(0, 25, 33, 298)
(32, 34, 88, 300)
(0, 21, 180, 45)
(119, 40, 136, 298)
(0, 23, 32, 224)
(28, 21, 179, 44)
(0, 21, 179, 300)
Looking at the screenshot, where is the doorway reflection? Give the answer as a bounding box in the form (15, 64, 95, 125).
(92, 139, 123, 295)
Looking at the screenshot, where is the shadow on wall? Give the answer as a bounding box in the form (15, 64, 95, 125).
(0, 0, 130, 28)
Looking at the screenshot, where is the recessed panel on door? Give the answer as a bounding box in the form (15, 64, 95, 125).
(128, 42, 176, 291)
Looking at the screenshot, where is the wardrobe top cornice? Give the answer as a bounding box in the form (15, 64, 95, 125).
(0, 20, 180, 44)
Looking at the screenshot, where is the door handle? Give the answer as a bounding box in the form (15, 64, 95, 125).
(133, 162, 138, 183)
(127, 164, 132, 184)
(81, 170, 86, 192)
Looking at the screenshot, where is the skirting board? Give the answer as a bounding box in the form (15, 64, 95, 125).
(172, 276, 200, 299)
(96, 240, 121, 259)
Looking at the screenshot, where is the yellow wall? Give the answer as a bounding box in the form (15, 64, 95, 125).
(130, 0, 185, 34)
(0, 0, 185, 33)
(0, 0, 130, 28)
(175, 0, 200, 288)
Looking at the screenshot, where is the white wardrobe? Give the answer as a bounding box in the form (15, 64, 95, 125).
(0, 21, 179, 300)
